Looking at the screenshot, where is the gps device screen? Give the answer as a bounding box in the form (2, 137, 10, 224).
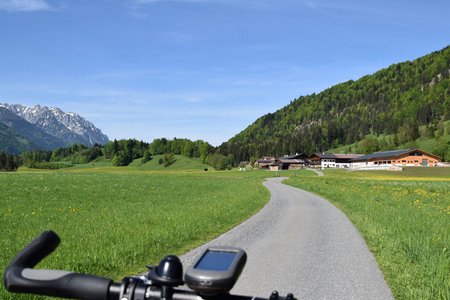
(194, 250, 237, 271)
(185, 246, 247, 295)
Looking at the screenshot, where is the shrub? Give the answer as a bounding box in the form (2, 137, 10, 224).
(163, 154, 176, 167)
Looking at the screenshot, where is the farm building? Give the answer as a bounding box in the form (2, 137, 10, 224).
(256, 154, 307, 170)
(278, 154, 307, 170)
(255, 156, 277, 169)
(309, 153, 336, 168)
(309, 153, 363, 168)
(350, 149, 441, 168)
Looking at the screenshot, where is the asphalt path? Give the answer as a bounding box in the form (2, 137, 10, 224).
(180, 177, 393, 300)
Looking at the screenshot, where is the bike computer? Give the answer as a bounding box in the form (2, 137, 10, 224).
(184, 246, 246, 295)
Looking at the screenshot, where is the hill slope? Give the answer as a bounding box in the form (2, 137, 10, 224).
(129, 155, 210, 170)
(220, 46, 450, 161)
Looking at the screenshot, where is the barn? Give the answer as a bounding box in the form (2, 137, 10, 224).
(350, 149, 441, 168)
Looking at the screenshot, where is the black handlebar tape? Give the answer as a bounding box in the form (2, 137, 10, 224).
(3, 231, 113, 300)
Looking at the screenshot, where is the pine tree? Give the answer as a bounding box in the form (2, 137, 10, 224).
(0, 151, 5, 170)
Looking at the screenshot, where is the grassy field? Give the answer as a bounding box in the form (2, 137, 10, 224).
(284, 168, 450, 300)
(2, 165, 449, 299)
(0, 168, 270, 300)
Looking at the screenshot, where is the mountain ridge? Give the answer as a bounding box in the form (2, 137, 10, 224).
(0, 103, 109, 154)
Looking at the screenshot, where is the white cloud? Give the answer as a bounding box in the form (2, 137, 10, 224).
(0, 0, 51, 12)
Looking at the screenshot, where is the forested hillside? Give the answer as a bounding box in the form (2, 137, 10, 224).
(219, 46, 450, 162)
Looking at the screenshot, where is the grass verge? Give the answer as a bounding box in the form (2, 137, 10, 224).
(284, 169, 449, 299)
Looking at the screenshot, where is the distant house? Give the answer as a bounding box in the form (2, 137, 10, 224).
(278, 153, 307, 170)
(256, 154, 307, 171)
(309, 153, 336, 168)
(309, 153, 363, 168)
(256, 156, 277, 169)
(350, 149, 441, 168)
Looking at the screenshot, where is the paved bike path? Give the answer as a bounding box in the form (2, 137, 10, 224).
(181, 177, 393, 300)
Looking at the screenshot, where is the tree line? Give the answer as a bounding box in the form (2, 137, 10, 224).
(102, 138, 214, 166)
(10, 138, 225, 169)
(0, 151, 21, 171)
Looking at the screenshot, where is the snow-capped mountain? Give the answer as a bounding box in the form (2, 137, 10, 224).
(0, 106, 64, 154)
(0, 103, 109, 147)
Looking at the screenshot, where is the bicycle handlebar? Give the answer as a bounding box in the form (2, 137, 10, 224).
(3, 231, 296, 300)
(3, 231, 114, 300)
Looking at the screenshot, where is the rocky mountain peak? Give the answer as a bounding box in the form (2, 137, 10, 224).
(0, 103, 109, 147)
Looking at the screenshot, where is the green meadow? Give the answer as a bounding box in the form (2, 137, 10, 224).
(284, 168, 450, 300)
(1, 165, 449, 299)
(0, 168, 269, 300)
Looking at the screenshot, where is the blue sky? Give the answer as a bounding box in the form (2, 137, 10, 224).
(1, 0, 449, 146)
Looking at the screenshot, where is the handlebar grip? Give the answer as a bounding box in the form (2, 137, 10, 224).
(5, 268, 113, 300)
(3, 231, 113, 300)
(6, 230, 60, 269)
